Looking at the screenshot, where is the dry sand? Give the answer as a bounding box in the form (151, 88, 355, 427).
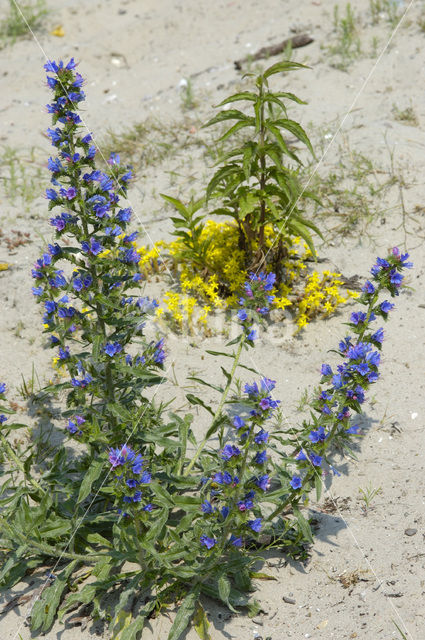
(0, 0, 424, 638)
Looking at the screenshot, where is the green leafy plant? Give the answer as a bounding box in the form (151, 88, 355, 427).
(328, 4, 362, 71)
(201, 60, 321, 273)
(0, 0, 47, 43)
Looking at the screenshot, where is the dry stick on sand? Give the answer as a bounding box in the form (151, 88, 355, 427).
(234, 33, 314, 70)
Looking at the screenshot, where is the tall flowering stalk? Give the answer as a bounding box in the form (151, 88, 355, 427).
(33, 59, 165, 449)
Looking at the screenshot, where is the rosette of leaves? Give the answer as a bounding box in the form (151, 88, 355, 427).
(203, 60, 322, 274)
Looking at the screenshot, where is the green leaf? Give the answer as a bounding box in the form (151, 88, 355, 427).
(315, 474, 322, 502)
(58, 559, 111, 618)
(273, 91, 307, 105)
(239, 192, 259, 219)
(0, 544, 27, 585)
(160, 194, 189, 217)
(215, 91, 257, 106)
(117, 601, 156, 640)
(263, 60, 309, 79)
(187, 376, 223, 393)
(203, 109, 250, 128)
(193, 602, 212, 640)
(167, 584, 200, 640)
(31, 560, 79, 632)
(218, 119, 254, 143)
(218, 574, 234, 610)
(247, 600, 263, 618)
(293, 506, 313, 543)
(186, 393, 214, 416)
(107, 403, 132, 423)
(234, 568, 252, 592)
(250, 571, 277, 581)
(77, 459, 104, 504)
(273, 118, 314, 156)
(264, 122, 299, 162)
(92, 334, 103, 360)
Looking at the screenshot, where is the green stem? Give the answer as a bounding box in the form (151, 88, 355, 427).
(184, 334, 246, 476)
(0, 432, 45, 494)
(1, 522, 106, 562)
(134, 516, 146, 568)
(257, 80, 267, 253)
(267, 289, 383, 523)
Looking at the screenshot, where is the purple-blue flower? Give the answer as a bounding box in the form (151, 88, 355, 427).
(290, 475, 302, 490)
(200, 534, 216, 549)
(248, 518, 262, 532)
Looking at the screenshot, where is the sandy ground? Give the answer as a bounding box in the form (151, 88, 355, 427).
(0, 0, 425, 638)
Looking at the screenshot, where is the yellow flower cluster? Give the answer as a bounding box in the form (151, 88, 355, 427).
(296, 270, 359, 330)
(135, 222, 357, 333)
(137, 241, 166, 276)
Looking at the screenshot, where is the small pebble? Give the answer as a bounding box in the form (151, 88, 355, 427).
(404, 528, 417, 536)
(282, 596, 296, 604)
(252, 617, 264, 625)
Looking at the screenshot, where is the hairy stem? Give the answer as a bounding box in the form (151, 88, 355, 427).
(184, 334, 246, 476)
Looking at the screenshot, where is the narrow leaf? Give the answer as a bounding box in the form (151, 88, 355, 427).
(167, 584, 200, 640)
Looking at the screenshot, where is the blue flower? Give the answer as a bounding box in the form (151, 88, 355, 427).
(221, 444, 241, 460)
(309, 426, 326, 443)
(371, 328, 384, 344)
(310, 454, 322, 467)
(332, 373, 344, 389)
(290, 475, 302, 490)
(296, 450, 307, 461)
(237, 309, 248, 321)
(256, 474, 270, 491)
(109, 445, 135, 468)
(248, 518, 262, 532)
(0, 383, 6, 394)
(200, 534, 216, 549)
(254, 429, 269, 444)
(221, 506, 229, 519)
(254, 450, 268, 464)
(132, 455, 144, 474)
(46, 188, 58, 200)
(230, 534, 243, 547)
(233, 415, 245, 429)
(0, 414, 8, 424)
(361, 280, 375, 294)
(389, 269, 403, 287)
(380, 301, 394, 314)
(247, 327, 257, 341)
(346, 425, 360, 435)
(321, 364, 332, 376)
(104, 342, 122, 357)
(201, 500, 214, 514)
(140, 471, 151, 484)
(350, 311, 367, 326)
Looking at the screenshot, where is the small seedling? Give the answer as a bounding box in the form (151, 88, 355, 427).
(392, 104, 419, 127)
(179, 78, 198, 111)
(358, 483, 382, 514)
